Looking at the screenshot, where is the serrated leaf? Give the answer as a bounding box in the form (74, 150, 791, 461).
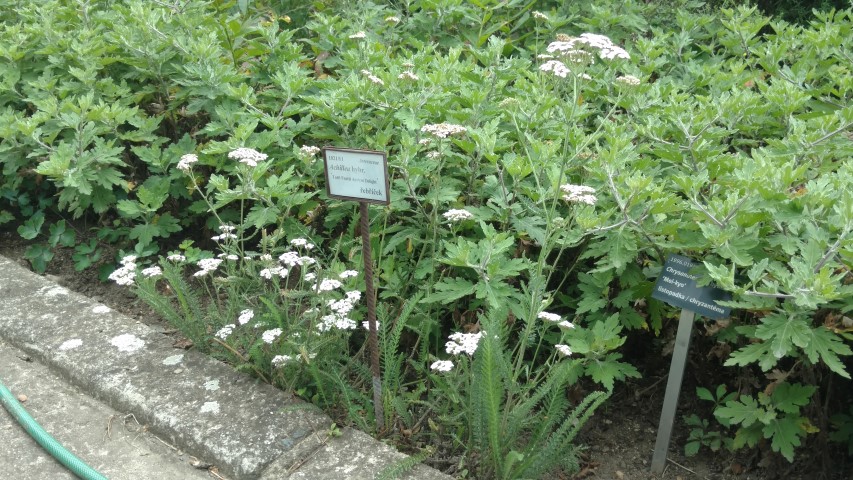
(684, 440, 701, 456)
(725, 341, 779, 371)
(802, 327, 852, 379)
(715, 396, 774, 428)
(754, 312, 812, 359)
(245, 205, 281, 228)
(762, 414, 804, 462)
(771, 383, 815, 414)
(423, 277, 477, 304)
(48, 220, 75, 248)
(585, 353, 640, 391)
(24, 243, 53, 273)
(17, 212, 44, 240)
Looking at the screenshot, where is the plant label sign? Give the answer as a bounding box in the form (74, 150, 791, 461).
(651, 254, 731, 320)
(323, 147, 389, 205)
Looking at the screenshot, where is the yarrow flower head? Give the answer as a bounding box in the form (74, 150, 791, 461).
(215, 324, 235, 340)
(167, 253, 186, 262)
(339, 270, 359, 279)
(430, 360, 454, 372)
(237, 309, 254, 325)
(228, 147, 268, 167)
(398, 71, 419, 81)
(616, 74, 641, 86)
(290, 238, 315, 250)
(558, 320, 576, 329)
(538, 311, 562, 322)
(532, 11, 549, 21)
(262, 328, 282, 344)
(384, 16, 400, 24)
(316, 279, 343, 292)
(555, 344, 573, 357)
(539, 59, 570, 78)
(109, 263, 137, 286)
(141, 266, 162, 278)
(361, 69, 384, 86)
(546, 33, 630, 62)
(445, 331, 483, 356)
(349, 31, 366, 39)
(177, 154, 198, 172)
(560, 184, 597, 205)
(299, 145, 321, 160)
(421, 123, 467, 139)
(442, 209, 473, 223)
(193, 258, 223, 277)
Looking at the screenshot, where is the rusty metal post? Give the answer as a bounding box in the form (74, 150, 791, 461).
(360, 201, 384, 431)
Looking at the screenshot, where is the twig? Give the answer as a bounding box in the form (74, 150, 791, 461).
(287, 431, 331, 474)
(633, 374, 668, 398)
(105, 414, 115, 441)
(649, 450, 711, 480)
(210, 337, 270, 383)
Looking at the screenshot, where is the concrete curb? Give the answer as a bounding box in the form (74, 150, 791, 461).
(0, 255, 451, 480)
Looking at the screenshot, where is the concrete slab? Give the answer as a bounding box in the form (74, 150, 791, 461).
(0, 255, 453, 480)
(0, 338, 211, 480)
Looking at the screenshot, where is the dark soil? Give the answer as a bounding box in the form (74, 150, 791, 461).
(1, 229, 850, 480)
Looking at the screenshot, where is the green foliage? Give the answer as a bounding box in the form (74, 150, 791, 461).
(2, 0, 852, 471)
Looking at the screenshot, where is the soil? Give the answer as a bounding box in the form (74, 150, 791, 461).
(1, 228, 850, 480)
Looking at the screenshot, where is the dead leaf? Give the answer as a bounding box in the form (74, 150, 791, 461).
(173, 338, 193, 349)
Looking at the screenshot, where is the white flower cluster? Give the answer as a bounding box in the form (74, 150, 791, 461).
(339, 270, 359, 279)
(228, 147, 268, 167)
(259, 266, 287, 279)
(430, 360, 454, 372)
(445, 331, 483, 356)
(167, 253, 186, 262)
(271, 355, 294, 367)
(316, 278, 342, 292)
(211, 225, 237, 242)
(555, 344, 573, 357)
(421, 123, 467, 138)
(398, 71, 419, 81)
(141, 266, 162, 278)
(237, 309, 254, 325)
(177, 153, 198, 172)
(560, 184, 597, 205)
(426, 151, 441, 159)
(317, 290, 362, 332)
(193, 258, 223, 277)
(616, 74, 641, 86)
(361, 69, 384, 86)
(532, 11, 549, 20)
(538, 311, 562, 322)
(278, 251, 315, 267)
(108, 255, 138, 286)
(539, 60, 570, 78)
(299, 145, 321, 159)
(349, 31, 366, 39)
(290, 238, 315, 250)
(385, 16, 400, 24)
(442, 209, 473, 222)
(262, 328, 282, 344)
(546, 33, 630, 62)
(216, 324, 235, 340)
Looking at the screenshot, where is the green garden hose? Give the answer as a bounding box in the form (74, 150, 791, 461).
(0, 379, 109, 480)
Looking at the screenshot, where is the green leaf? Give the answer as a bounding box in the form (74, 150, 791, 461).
(245, 205, 281, 229)
(802, 327, 852, 379)
(424, 277, 477, 304)
(17, 212, 44, 240)
(684, 440, 701, 456)
(725, 341, 779, 371)
(697, 387, 714, 402)
(24, 243, 53, 273)
(771, 383, 815, 414)
(754, 312, 812, 360)
(0, 210, 13, 225)
(585, 353, 640, 391)
(716, 396, 775, 428)
(762, 414, 805, 462)
(48, 220, 76, 248)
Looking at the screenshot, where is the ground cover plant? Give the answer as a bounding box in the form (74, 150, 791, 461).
(1, 0, 851, 477)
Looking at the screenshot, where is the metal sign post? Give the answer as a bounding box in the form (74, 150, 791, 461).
(649, 254, 732, 474)
(323, 147, 389, 431)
